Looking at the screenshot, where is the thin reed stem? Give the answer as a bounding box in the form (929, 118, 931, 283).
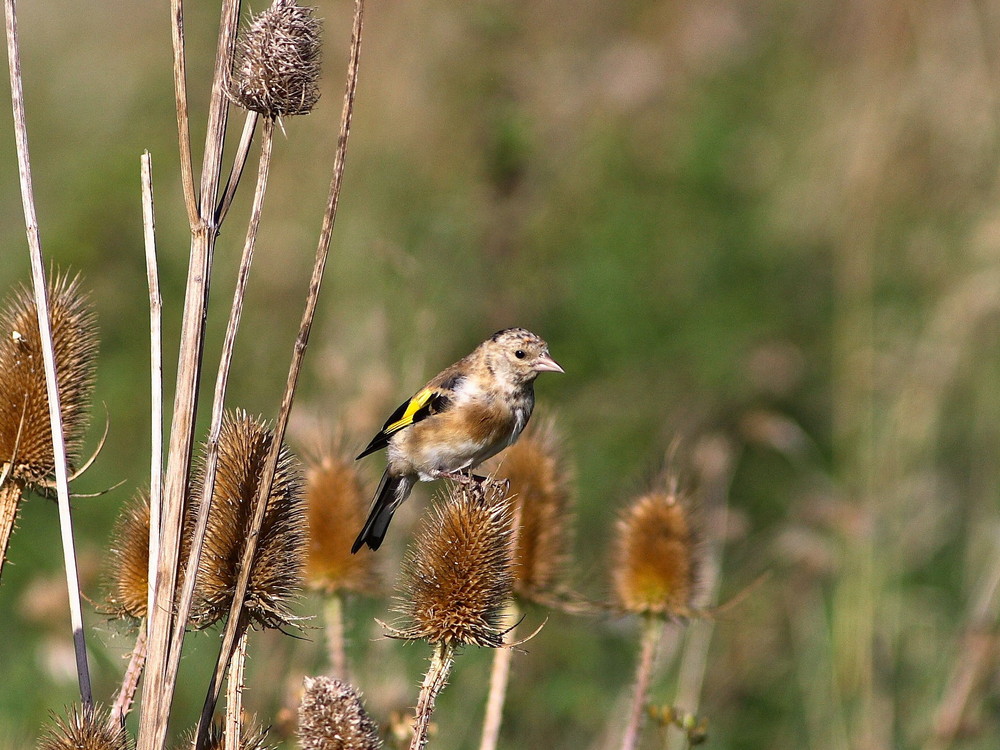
(225, 630, 248, 750)
(410, 642, 456, 750)
(109, 627, 148, 729)
(170, 0, 198, 226)
(324, 593, 346, 680)
(217, 111, 260, 226)
(478, 601, 518, 750)
(3, 0, 92, 707)
(621, 615, 664, 750)
(199, 0, 366, 737)
(141, 152, 163, 641)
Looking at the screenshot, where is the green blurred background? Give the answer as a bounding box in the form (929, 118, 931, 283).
(3, 0, 1000, 747)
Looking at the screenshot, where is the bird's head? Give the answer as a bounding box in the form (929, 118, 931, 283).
(483, 328, 564, 387)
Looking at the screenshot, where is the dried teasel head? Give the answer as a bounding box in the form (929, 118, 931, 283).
(229, 0, 322, 117)
(304, 450, 377, 595)
(178, 721, 273, 750)
(298, 676, 382, 750)
(392, 481, 514, 648)
(612, 485, 700, 618)
(189, 410, 306, 630)
(491, 417, 573, 603)
(104, 491, 153, 621)
(38, 705, 131, 750)
(0, 273, 98, 485)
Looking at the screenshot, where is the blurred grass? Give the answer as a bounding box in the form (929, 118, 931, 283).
(3, 0, 1000, 748)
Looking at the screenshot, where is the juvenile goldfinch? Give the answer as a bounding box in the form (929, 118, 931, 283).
(352, 328, 563, 553)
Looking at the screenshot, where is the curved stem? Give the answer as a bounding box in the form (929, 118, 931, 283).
(478, 602, 518, 750)
(410, 642, 456, 750)
(621, 615, 664, 750)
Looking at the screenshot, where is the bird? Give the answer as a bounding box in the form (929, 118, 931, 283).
(352, 327, 563, 553)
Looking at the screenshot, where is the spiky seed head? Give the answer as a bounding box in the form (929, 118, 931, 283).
(229, 0, 322, 117)
(493, 418, 573, 602)
(298, 676, 382, 750)
(0, 273, 98, 485)
(37, 705, 131, 750)
(177, 721, 273, 750)
(612, 489, 699, 617)
(104, 491, 154, 621)
(190, 410, 306, 630)
(304, 452, 377, 594)
(394, 481, 514, 648)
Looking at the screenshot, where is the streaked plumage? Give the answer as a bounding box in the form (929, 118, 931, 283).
(352, 328, 563, 553)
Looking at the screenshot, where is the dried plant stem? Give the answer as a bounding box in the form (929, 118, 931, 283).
(139, 0, 243, 743)
(170, 0, 197, 226)
(4, 0, 92, 707)
(621, 615, 664, 750)
(324, 593, 347, 679)
(217, 111, 260, 226)
(225, 630, 249, 750)
(478, 601, 518, 750)
(0, 480, 22, 580)
(141, 152, 164, 638)
(109, 627, 149, 729)
(410, 642, 456, 750)
(198, 0, 366, 739)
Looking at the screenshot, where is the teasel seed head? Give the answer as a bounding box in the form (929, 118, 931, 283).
(229, 0, 322, 117)
(0, 273, 98, 485)
(493, 417, 574, 603)
(393, 480, 514, 648)
(104, 491, 154, 621)
(298, 676, 382, 750)
(612, 486, 700, 618)
(178, 721, 273, 750)
(190, 410, 306, 630)
(38, 705, 131, 750)
(304, 450, 377, 595)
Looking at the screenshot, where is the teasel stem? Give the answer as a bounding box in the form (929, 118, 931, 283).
(140, 0, 242, 740)
(478, 600, 519, 750)
(324, 592, 347, 679)
(621, 614, 665, 750)
(478, 489, 524, 750)
(217, 112, 260, 226)
(3, 0, 92, 707)
(198, 0, 365, 741)
(225, 630, 249, 750)
(141, 152, 164, 639)
(108, 625, 148, 729)
(410, 641, 456, 750)
(0, 480, 22, 579)
(170, 0, 197, 225)
(182, 116, 276, 748)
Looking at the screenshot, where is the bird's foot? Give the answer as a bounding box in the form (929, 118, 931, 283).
(436, 469, 478, 485)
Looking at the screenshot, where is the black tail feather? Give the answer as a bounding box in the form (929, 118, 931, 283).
(352, 470, 403, 553)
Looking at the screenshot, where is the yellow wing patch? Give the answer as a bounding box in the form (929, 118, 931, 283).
(385, 388, 434, 434)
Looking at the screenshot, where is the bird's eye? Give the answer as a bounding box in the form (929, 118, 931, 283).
(514, 349, 526, 359)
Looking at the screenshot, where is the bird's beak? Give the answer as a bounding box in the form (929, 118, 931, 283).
(533, 353, 565, 373)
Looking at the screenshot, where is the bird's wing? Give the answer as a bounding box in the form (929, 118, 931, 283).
(356, 386, 453, 459)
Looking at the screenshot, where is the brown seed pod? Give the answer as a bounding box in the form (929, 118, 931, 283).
(229, 0, 322, 117)
(177, 721, 273, 750)
(492, 418, 573, 603)
(393, 481, 514, 648)
(612, 488, 699, 618)
(189, 410, 306, 630)
(298, 676, 382, 750)
(0, 273, 98, 485)
(304, 451, 377, 595)
(37, 705, 131, 750)
(104, 491, 154, 621)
